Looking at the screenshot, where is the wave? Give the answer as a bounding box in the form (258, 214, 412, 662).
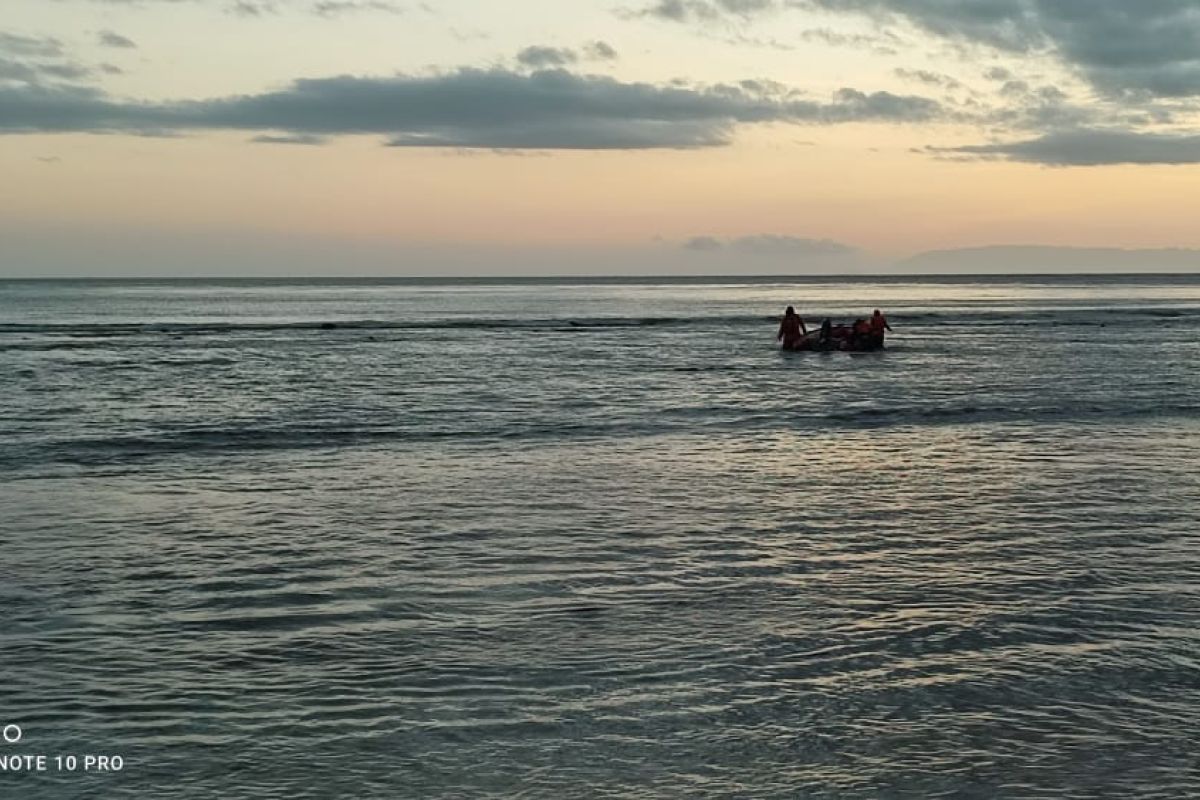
(1, 305, 1198, 340)
(825, 401, 1200, 425)
(6, 402, 1199, 472)
(0, 317, 728, 336)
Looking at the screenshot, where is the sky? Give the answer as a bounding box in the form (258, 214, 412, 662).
(5, 0, 1200, 276)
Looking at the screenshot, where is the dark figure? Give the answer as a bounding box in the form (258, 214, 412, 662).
(819, 317, 832, 344)
(869, 309, 892, 349)
(777, 306, 807, 350)
(851, 318, 871, 350)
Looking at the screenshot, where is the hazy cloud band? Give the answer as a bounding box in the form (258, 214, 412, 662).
(0, 67, 942, 149)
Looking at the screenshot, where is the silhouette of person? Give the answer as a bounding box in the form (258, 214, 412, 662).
(869, 309, 893, 348)
(819, 317, 832, 345)
(777, 306, 807, 350)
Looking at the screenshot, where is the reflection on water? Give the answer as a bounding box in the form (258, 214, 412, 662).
(2, 276, 1200, 798)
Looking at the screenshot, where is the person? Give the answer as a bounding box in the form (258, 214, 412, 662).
(777, 306, 807, 350)
(869, 309, 892, 349)
(850, 318, 871, 350)
(830, 323, 850, 349)
(818, 317, 833, 347)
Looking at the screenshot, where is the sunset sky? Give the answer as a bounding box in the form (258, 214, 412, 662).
(6, 0, 1200, 275)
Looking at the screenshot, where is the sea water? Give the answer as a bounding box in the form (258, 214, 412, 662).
(2, 275, 1199, 798)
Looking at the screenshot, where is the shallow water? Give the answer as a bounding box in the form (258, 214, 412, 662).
(2, 275, 1200, 798)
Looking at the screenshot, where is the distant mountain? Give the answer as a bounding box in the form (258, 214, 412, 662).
(901, 245, 1200, 273)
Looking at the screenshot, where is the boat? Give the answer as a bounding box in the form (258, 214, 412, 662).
(781, 329, 885, 352)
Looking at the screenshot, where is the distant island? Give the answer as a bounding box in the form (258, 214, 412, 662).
(902, 245, 1200, 274)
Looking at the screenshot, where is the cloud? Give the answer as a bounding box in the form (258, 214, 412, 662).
(894, 68, 962, 90)
(58, 0, 404, 14)
(250, 133, 327, 144)
(37, 62, 91, 80)
(978, 81, 1125, 134)
(684, 236, 724, 251)
(631, 0, 776, 23)
(798, 0, 1039, 51)
(798, 0, 1200, 98)
(515, 42, 619, 69)
(798, 27, 901, 54)
(516, 46, 577, 69)
(229, 1, 275, 15)
(998, 79, 1029, 97)
(718, 0, 774, 13)
(0, 57, 40, 83)
(821, 87, 940, 122)
(623, 0, 1200, 103)
(98, 30, 137, 49)
(938, 128, 1200, 166)
(382, 119, 724, 150)
(731, 234, 855, 255)
(312, 1, 402, 16)
(0, 67, 945, 149)
(583, 41, 619, 61)
(684, 234, 856, 255)
(633, 0, 714, 22)
(0, 32, 64, 59)
(0, 33, 91, 84)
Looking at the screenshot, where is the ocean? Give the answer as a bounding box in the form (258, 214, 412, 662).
(2, 275, 1199, 798)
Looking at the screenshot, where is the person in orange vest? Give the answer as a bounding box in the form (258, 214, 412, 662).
(850, 318, 871, 350)
(869, 309, 892, 348)
(777, 306, 807, 350)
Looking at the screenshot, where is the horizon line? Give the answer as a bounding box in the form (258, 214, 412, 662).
(3, 270, 1200, 283)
